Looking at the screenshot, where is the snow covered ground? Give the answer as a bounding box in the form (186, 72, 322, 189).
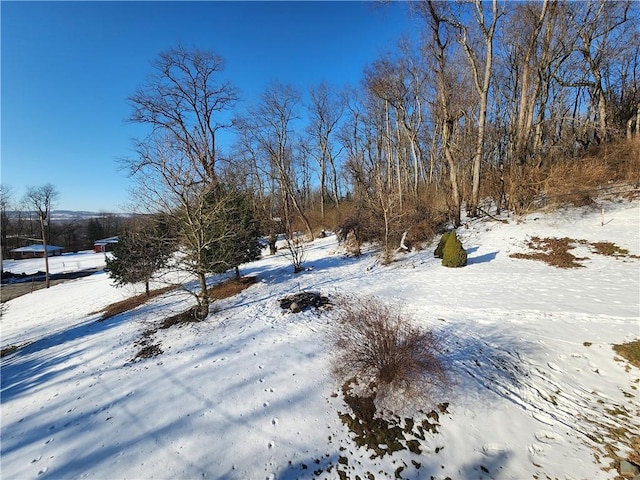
(1, 197, 639, 479)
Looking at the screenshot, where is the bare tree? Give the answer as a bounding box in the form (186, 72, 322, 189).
(452, 0, 503, 217)
(417, 0, 465, 226)
(127, 47, 243, 320)
(306, 82, 345, 220)
(568, 0, 632, 143)
(235, 82, 314, 240)
(24, 184, 59, 288)
(128, 45, 239, 183)
(0, 185, 13, 273)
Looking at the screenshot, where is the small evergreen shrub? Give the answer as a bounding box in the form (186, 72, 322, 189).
(442, 231, 467, 267)
(434, 231, 451, 258)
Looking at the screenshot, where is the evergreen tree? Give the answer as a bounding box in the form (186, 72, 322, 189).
(106, 231, 174, 295)
(442, 230, 467, 268)
(434, 231, 452, 258)
(201, 185, 262, 278)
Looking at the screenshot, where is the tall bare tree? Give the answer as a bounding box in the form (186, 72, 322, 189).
(24, 184, 59, 288)
(505, 0, 552, 164)
(452, 0, 503, 217)
(0, 184, 13, 273)
(127, 47, 243, 320)
(417, 0, 465, 226)
(128, 45, 239, 183)
(568, 0, 632, 143)
(307, 82, 345, 220)
(235, 82, 314, 240)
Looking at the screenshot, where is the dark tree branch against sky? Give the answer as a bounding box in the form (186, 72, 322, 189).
(1, 1, 414, 212)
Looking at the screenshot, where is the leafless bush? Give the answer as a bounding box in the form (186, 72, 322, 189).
(283, 233, 306, 273)
(330, 297, 447, 416)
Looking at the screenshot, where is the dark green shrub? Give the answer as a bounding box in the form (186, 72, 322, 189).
(434, 231, 451, 258)
(442, 231, 467, 267)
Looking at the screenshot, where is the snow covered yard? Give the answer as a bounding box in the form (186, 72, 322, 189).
(1, 198, 639, 480)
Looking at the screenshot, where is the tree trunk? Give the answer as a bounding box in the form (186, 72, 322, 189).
(39, 214, 51, 289)
(443, 121, 461, 227)
(196, 272, 210, 320)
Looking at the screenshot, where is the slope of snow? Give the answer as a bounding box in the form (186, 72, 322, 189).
(1, 198, 639, 480)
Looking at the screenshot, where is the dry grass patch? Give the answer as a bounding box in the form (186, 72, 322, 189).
(1, 344, 20, 358)
(510, 236, 589, 268)
(590, 241, 640, 259)
(100, 276, 257, 322)
(613, 340, 640, 370)
(98, 285, 177, 321)
(208, 275, 257, 300)
(510, 237, 639, 268)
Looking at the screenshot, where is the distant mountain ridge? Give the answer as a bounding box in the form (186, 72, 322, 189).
(6, 210, 133, 220)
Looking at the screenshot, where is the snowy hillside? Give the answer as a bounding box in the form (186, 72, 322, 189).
(1, 198, 639, 480)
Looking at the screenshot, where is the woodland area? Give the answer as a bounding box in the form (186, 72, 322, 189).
(227, 0, 640, 259)
(2, 0, 639, 281)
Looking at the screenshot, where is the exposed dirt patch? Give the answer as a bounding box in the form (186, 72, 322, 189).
(510, 237, 639, 268)
(131, 328, 163, 361)
(98, 286, 177, 321)
(208, 275, 257, 300)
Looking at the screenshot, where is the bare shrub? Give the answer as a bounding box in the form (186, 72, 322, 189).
(543, 157, 610, 206)
(500, 138, 640, 213)
(330, 297, 446, 416)
(338, 198, 447, 259)
(337, 208, 382, 248)
(283, 233, 307, 273)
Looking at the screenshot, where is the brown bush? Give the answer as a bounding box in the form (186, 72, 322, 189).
(499, 138, 640, 213)
(543, 157, 610, 206)
(330, 297, 447, 416)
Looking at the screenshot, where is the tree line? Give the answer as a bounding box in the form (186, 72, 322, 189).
(0, 185, 133, 258)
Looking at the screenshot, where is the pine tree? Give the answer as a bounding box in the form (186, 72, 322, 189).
(200, 185, 262, 278)
(106, 231, 173, 295)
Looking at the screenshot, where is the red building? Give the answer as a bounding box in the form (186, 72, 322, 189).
(94, 236, 119, 253)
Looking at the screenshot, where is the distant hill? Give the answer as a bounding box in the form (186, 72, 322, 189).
(6, 210, 133, 220)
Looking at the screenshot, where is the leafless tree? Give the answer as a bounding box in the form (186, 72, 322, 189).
(24, 184, 59, 288)
(567, 0, 632, 143)
(417, 0, 465, 226)
(306, 82, 345, 220)
(127, 47, 241, 320)
(452, 0, 504, 217)
(128, 45, 239, 183)
(1, 184, 13, 272)
(235, 82, 314, 240)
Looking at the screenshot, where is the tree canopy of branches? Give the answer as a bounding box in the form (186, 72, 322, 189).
(126, 46, 260, 320)
(23, 184, 59, 288)
(123, 1, 638, 273)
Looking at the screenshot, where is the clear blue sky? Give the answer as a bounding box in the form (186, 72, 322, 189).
(1, 1, 416, 212)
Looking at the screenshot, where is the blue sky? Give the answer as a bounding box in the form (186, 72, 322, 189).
(1, 1, 416, 212)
